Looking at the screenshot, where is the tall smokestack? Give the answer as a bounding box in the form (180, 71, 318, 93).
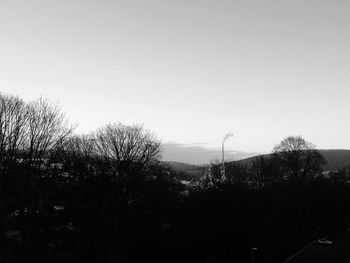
(221, 133, 234, 180)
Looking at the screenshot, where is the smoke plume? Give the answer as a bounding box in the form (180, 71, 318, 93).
(223, 133, 234, 143)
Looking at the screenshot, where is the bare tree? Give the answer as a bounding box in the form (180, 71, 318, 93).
(2, 97, 74, 255)
(95, 123, 161, 183)
(273, 136, 326, 181)
(0, 93, 28, 168)
(93, 123, 161, 261)
(0, 93, 29, 249)
(25, 97, 74, 165)
(0, 93, 29, 212)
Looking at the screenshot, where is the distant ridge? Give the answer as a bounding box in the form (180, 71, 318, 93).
(165, 161, 206, 177)
(165, 150, 350, 178)
(237, 149, 350, 171)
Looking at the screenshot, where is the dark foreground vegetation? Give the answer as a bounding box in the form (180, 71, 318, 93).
(1, 92, 350, 263)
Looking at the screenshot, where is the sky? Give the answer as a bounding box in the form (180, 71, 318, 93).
(1, 0, 350, 163)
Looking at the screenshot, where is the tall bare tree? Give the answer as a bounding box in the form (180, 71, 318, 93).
(25, 97, 73, 165)
(0, 93, 28, 247)
(0, 93, 28, 168)
(273, 136, 326, 181)
(95, 123, 161, 182)
(93, 123, 161, 261)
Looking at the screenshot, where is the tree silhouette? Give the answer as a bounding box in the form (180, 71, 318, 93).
(273, 136, 326, 181)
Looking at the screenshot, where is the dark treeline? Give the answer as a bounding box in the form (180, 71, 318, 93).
(1, 92, 350, 263)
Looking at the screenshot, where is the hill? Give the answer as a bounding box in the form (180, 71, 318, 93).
(165, 161, 206, 178)
(237, 149, 350, 171)
(165, 150, 350, 178)
(319, 149, 350, 170)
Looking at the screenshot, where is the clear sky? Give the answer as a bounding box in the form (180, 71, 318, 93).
(1, 0, 350, 156)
